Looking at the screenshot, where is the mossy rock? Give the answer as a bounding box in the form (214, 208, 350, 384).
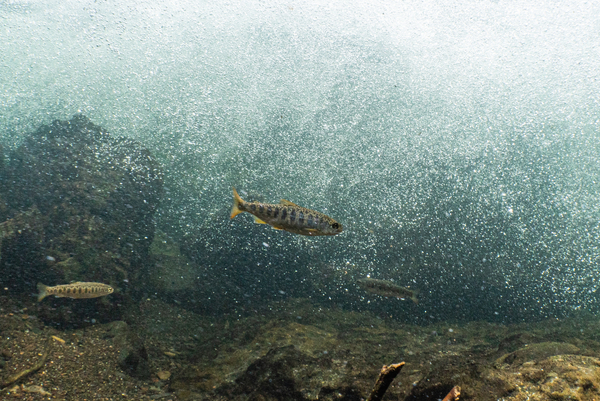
(495, 341, 581, 367)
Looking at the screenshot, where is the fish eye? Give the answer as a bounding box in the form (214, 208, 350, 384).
(332, 223, 339, 229)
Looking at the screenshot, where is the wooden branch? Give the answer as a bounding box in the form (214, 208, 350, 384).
(1, 338, 51, 389)
(442, 386, 461, 401)
(366, 362, 405, 401)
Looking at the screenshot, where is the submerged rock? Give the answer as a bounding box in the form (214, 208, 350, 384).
(0, 114, 163, 326)
(106, 320, 151, 379)
(172, 344, 362, 401)
(495, 341, 581, 367)
(220, 345, 326, 401)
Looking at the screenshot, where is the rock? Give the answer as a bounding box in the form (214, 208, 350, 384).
(157, 370, 171, 380)
(406, 341, 584, 401)
(106, 321, 151, 379)
(223, 345, 362, 401)
(171, 343, 363, 401)
(486, 353, 600, 400)
(496, 332, 542, 355)
(216, 345, 319, 401)
(404, 353, 487, 401)
(0, 114, 163, 325)
(0, 207, 45, 290)
(495, 342, 581, 366)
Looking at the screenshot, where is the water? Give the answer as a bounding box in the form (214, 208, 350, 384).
(1, 1, 600, 398)
(3, 0, 600, 323)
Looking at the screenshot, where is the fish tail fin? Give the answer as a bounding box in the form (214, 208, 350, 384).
(411, 289, 419, 305)
(230, 187, 245, 219)
(37, 283, 48, 302)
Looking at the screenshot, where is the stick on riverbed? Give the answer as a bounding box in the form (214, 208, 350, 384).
(0, 338, 51, 389)
(366, 362, 405, 401)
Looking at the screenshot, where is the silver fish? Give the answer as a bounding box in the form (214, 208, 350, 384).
(357, 278, 419, 304)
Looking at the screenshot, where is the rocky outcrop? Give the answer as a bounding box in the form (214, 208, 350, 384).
(106, 321, 151, 379)
(0, 115, 163, 325)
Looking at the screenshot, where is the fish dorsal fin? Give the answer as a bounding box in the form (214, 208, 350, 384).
(280, 199, 299, 207)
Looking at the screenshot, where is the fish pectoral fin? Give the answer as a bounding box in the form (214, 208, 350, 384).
(272, 226, 283, 230)
(253, 216, 267, 224)
(279, 199, 300, 207)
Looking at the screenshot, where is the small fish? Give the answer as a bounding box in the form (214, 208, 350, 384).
(51, 335, 66, 344)
(37, 282, 114, 302)
(357, 278, 419, 304)
(230, 187, 342, 236)
(21, 385, 51, 396)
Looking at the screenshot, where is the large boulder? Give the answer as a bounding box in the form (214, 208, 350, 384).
(0, 115, 163, 325)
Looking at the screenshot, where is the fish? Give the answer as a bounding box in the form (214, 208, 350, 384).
(357, 278, 419, 304)
(230, 187, 342, 236)
(37, 282, 114, 302)
(21, 385, 51, 396)
(51, 335, 66, 344)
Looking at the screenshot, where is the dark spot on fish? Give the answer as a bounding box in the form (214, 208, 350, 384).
(259, 204, 264, 213)
(299, 211, 304, 224)
(267, 206, 272, 216)
(290, 209, 296, 223)
(281, 208, 287, 219)
(251, 204, 257, 211)
(273, 207, 279, 218)
(314, 215, 320, 225)
(59, 288, 64, 294)
(85, 288, 89, 294)
(332, 223, 340, 230)
(307, 214, 313, 227)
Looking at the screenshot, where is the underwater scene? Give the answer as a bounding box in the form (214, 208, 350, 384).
(2, 0, 600, 400)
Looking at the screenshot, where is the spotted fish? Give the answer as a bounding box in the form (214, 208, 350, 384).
(37, 282, 114, 302)
(230, 187, 342, 236)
